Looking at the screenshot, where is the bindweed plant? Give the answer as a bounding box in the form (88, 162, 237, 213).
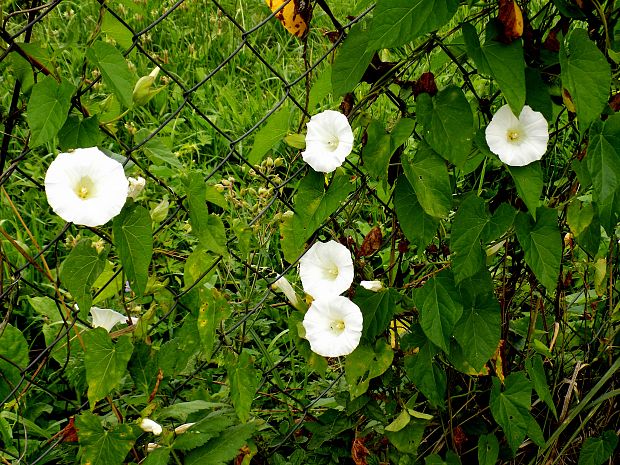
(0, 1, 619, 464)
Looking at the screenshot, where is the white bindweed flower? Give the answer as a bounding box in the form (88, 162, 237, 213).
(302, 295, 363, 357)
(485, 104, 549, 167)
(299, 240, 354, 298)
(127, 176, 146, 199)
(140, 418, 162, 436)
(90, 307, 135, 332)
(271, 276, 302, 309)
(44, 147, 129, 227)
(302, 110, 354, 173)
(360, 280, 383, 292)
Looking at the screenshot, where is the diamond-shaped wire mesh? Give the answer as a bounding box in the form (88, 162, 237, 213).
(0, 1, 385, 462)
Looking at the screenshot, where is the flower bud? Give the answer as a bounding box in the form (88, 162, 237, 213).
(140, 418, 162, 436)
(271, 276, 302, 310)
(132, 67, 161, 106)
(174, 423, 196, 435)
(150, 198, 169, 223)
(360, 280, 383, 292)
(127, 176, 146, 199)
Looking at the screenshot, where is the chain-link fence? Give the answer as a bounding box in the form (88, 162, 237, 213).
(0, 1, 395, 463)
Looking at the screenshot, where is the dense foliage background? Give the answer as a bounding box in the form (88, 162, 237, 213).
(0, 0, 619, 464)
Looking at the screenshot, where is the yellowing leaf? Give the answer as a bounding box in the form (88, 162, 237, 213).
(265, 0, 311, 38)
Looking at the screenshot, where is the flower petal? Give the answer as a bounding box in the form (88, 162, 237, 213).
(299, 240, 354, 298)
(90, 307, 129, 332)
(302, 110, 354, 173)
(302, 296, 363, 357)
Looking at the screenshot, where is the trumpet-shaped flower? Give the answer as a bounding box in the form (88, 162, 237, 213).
(127, 176, 146, 199)
(302, 296, 363, 357)
(140, 418, 162, 436)
(45, 147, 129, 227)
(302, 110, 354, 173)
(90, 307, 135, 332)
(299, 240, 354, 298)
(485, 104, 549, 166)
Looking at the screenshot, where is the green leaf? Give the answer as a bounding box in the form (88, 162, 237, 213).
(417, 86, 474, 166)
(308, 66, 332, 108)
(415, 270, 462, 353)
(482, 23, 526, 114)
(462, 24, 492, 75)
(345, 341, 394, 399)
(386, 419, 427, 455)
(489, 372, 532, 453)
(136, 129, 183, 168)
(113, 204, 153, 296)
(385, 410, 411, 432)
(227, 351, 259, 423)
(363, 121, 392, 179)
(478, 434, 499, 465)
(451, 195, 489, 283)
(280, 170, 354, 262)
(525, 355, 557, 418)
(368, 0, 459, 50)
(186, 173, 227, 255)
(197, 288, 231, 360)
(27, 75, 75, 147)
(173, 412, 235, 451)
(60, 239, 108, 319)
(363, 118, 415, 180)
(486, 203, 517, 241)
(527, 414, 545, 447)
(578, 431, 618, 465)
(332, 21, 374, 96)
(353, 287, 398, 340)
(158, 401, 225, 422)
(525, 68, 553, 122)
(0, 416, 12, 449)
(142, 448, 171, 465)
(508, 162, 543, 219)
(404, 343, 446, 408)
(394, 176, 438, 250)
(87, 41, 134, 108)
(76, 411, 138, 465)
(0, 324, 29, 401)
(185, 422, 256, 465)
(453, 276, 500, 371)
(586, 113, 620, 234)
(560, 29, 611, 130)
(402, 143, 452, 218)
(248, 106, 290, 165)
(567, 200, 601, 256)
(83, 328, 134, 406)
(515, 208, 562, 291)
(58, 115, 102, 151)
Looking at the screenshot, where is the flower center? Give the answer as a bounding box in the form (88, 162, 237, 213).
(325, 135, 340, 152)
(324, 264, 339, 280)
(329, 319, 346, 335)
(506, 129, 522, 143)
(74, 176, 96, 200)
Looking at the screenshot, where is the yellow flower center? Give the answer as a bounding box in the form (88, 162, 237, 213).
(330, 320, 345, 334)
(75, 176, 96, 200)
(507, 129, 521, 143)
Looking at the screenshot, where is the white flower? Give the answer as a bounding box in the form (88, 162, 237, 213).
(140, 418, 162, 436)
(302, 296, 363, 357)
(44, 147, 129, 227)
(146, 443, 160, 453)
(302, 110, 354, 173)
(360, 280, 383, 292)
(127, 176, 146, 199)
(485, 104, 549, 166)
(299, 240, 354, 298)
(90, 307, 134, 332)
(271, 276, 302, 309)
